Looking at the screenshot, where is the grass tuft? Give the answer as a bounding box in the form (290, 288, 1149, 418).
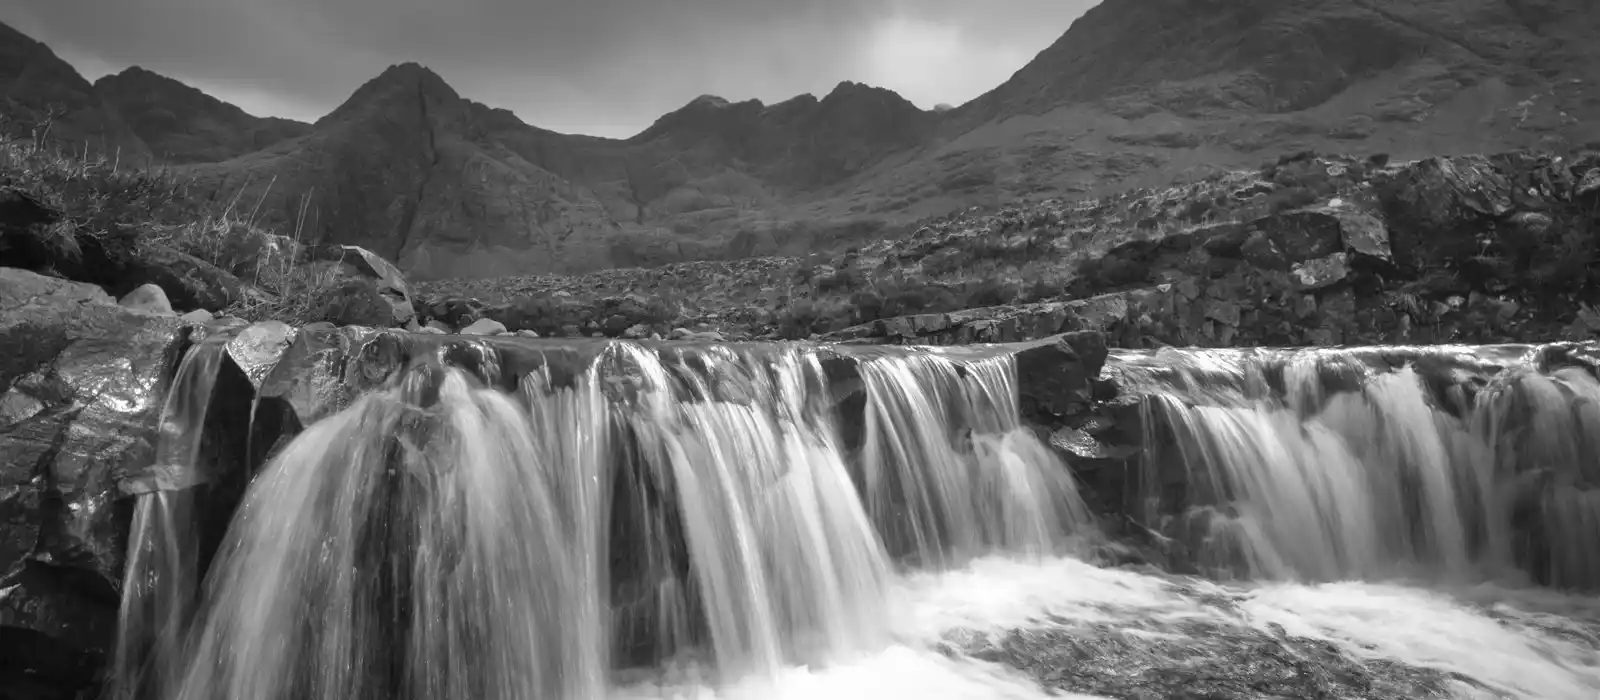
(0, 115, 351, 324)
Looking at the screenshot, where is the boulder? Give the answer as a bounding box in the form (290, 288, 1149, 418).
(118, 283, 175, 315)
(313, 278, 397, 327)
(129, 242, 244, 312)
(0, 268, 189, 695)
(460, 318, 507, 335)
(311, 245, 417, 327)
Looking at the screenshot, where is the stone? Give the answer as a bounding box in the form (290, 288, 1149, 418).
(132, 242, 245, 312)
(0, 268, 112, 309)
(118, 283, 175, 315)
(225, 321, 298, 389)
(1290, 253, 1352, 290)
(310, 245, 417, 327)
(460, 318, 508, 335)
(179, 308, 215, 325)
(0, 269, 189, 689)
(313, 279, 395, 327)
(1013, 331, 1110, 421)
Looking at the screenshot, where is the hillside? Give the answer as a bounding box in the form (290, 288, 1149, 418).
(2, 0, 1598, 282)
(93, 67, 312, 163)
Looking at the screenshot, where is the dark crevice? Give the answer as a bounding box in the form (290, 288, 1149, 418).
(391, 84, 441, 265)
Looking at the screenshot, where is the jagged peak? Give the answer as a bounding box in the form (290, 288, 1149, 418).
(819, 80, 920, 109)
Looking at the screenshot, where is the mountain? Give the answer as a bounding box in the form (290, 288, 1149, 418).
(168, 68, 939, 279)
(875, 0, 1600, 199)
(93, 66, 312, 163)
(2, 0, 1598, 281)
(0, 21, 147, 158)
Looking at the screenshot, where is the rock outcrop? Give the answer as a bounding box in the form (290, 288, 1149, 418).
(0, 269, 189, 697)
(808, 149, 1600, 347)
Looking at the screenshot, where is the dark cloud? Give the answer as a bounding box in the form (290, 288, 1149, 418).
(5, 0, 1097, 137)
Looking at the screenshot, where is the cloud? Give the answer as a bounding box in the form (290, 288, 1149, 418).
(4, 0, 1098, 138)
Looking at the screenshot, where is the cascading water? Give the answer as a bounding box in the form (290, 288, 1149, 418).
(856, 354, 1090, 566)
(1121, 345, 1600, 590)
(110, 334, 229, 700)
(109, 335, 1600, 700)
(117, 339, 1088, 700)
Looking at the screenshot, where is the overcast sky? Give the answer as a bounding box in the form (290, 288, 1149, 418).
(6, 0, 1097, 138)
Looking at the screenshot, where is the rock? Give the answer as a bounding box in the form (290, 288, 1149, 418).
(425, 320, 454, 333)
(312, 245, 417, 327)
(312, 278, 396, 327)
(179, 308, 215, 325)
(0, 267, 113, 309)
(460, 318, 507, 336)
(0, 268, 189, 689)
(516, 330, 541, 338)
(1290, 253, 1352, 291)
(0, 190, 244, 313)
(118, 283, 175, 315)
(1320, 205, 1392, 261)
(1014, 331, 1110, 421)
(224, 321, 298, 389)
(131, 242, 245, 312)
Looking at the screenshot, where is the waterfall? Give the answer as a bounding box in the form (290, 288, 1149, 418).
(1123, 345, 1600, 590)
(126, 338, 1089, 700)
(110, 335, 229, 700)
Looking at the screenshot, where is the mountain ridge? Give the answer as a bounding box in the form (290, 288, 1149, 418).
(4, 0, 1599, 281)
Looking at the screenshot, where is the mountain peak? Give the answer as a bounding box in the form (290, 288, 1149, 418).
(323, 62, 461, 124)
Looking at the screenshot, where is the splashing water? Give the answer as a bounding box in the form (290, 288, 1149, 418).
(613, 557, 1600, 700)
(117, 338, 1600, 700)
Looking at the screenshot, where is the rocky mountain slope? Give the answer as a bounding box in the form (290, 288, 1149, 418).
(3, 0, 1598, 282)
(92, 67, 312, 163)
(0, 21, 148, 158)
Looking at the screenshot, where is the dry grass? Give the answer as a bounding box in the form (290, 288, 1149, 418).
(0, 115, 348, 323)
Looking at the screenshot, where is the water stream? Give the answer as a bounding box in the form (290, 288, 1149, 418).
(112, 338, 1600, 700)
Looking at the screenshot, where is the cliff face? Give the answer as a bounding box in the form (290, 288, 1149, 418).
(4, 0, 1599, 280)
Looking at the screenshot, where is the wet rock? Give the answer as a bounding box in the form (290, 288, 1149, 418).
(1014, 331, 1109, 421)
(118, 283, 174, 315)
(0, 268, 189, 689)
(224, 321, 298, 389)
(953, 602, 1471, 700)
(255, 324, 380, 431)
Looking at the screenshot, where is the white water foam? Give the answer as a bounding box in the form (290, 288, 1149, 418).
(615, 555, 1600, 700)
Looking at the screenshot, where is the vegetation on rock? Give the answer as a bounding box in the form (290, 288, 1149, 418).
(0, 118, 413, 327)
